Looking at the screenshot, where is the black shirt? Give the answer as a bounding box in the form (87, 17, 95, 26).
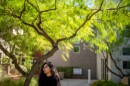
(39, 75, 58, 86)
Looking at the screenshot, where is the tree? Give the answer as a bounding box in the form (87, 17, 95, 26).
(0, 15, 52, 75)
(0, 0, 130, 86)
(85, 0, 130, 79)
(100, 26, 130, 79)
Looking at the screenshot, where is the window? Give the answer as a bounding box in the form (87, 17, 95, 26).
(123, 27, 130, 37)
(123, 61, 130, 69)
(101, 59, 108, 80)
(73, 46, 80, 53)
(122, 48, 130, 55)
(73, 68, 82, 75)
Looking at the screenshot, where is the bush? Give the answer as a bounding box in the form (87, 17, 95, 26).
(30, 77, 38, 86)
(92, 80, 127, 86)
(57, 67, 73, 78)
(0, 77, 38, 86)
(0, 78, 24, 86)
(117, 83, 127, 86)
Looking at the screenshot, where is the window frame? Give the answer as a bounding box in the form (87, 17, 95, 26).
(123, 61, 130, 69)
(73, 46, 80, 53)
(122, 47, 130, 55)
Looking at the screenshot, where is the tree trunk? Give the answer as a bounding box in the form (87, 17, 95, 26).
(24, 60, 42, 86)
(0, 44, 27, 76)
(104, 58, 108, 80)
(24, 46, 58, 86)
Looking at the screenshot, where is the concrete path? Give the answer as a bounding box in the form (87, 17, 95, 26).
(61, 79, 96, 86)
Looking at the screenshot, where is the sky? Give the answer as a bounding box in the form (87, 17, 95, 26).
(85, 0, 95, 8)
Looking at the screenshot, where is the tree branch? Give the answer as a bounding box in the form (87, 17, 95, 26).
(107, 4, 130, 10)
(32, 0, 56, 24)
(105, 61, 123, 78)
(102, 52, 123, 79)
(10, 11, 34, 28)
(40, 0, 57, 13)
(9, 11, 47, 40)
(55, 0, 104, 46)
(35, 13, 55, 46)
(26, 0, 39, 12)
(92, 4, 130, 11)
(1, 1, 34, 28)
(12, 0, 55, 46)
(117, 0, 123, 9)
(0, 43, 27, 76)
(37, 27, 55, 46)
(20, 0, 26, 18)
(10, 43, 16, 54)
(106, 42, 125, 77)
(109, 51, 125, 77)
(7, 7, 55, 47)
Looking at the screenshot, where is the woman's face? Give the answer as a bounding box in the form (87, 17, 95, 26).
(43, 64, 51, 74)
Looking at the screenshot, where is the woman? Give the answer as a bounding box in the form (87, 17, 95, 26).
(38, 61, 61, 86)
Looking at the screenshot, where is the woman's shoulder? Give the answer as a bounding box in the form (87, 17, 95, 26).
(49, 75, 58, 81)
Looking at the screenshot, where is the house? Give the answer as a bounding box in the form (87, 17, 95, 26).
(48, 28, 130, 82)
(48, 42, 97, 79)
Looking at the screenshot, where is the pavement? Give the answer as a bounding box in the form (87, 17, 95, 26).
(61, 79, 96, 86)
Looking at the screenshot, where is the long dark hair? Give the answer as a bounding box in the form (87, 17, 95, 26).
(38, 61, 61, 86)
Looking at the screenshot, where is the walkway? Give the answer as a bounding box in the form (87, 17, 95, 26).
(61, 79, 96, 86)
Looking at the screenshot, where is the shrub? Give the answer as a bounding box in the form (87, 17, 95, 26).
(92, 80, 126, 86)
(117, 83, 127, 86)
(92, 80, 127, 86)
(30, 77, 38, 86)
(0, 77, 38, 86)
(57, 67, 73, 78)
(0, 78, 24, 86)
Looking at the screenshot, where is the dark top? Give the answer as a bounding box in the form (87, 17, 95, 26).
(39, 75, 58, 86)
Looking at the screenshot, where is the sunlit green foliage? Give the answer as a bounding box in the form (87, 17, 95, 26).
(0, 0, 130, 74)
